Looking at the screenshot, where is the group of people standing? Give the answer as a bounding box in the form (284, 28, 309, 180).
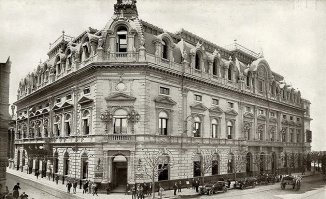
(173, 180, 183, 195)
(0, 183, 28, 199)
(82, 180, 98, 196)
(127, 183, 152, 199)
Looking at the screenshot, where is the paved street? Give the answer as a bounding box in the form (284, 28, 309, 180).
(5, 168, 326, 199)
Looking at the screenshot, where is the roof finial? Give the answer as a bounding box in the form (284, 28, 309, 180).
(258, 47, 264, 58)
(62, 30, 65, 41)
(234, 39, 237, 49)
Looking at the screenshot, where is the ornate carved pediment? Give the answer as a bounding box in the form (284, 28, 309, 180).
(257, 114, 266, 121)
(281, 119, 288, 125)
(105, 92, 136, 102)
(60, 102, 73, 109)
(190, 103, 208, 112)
(288, 120, 296, 126)
(243, 112, 254, 119)
(208, 106, 223, 114)
(78, 96, 94, 105)
(52, 104, 60, 111)
(269, 117, 277, 123)
(154, 95, 176, 106)
(225, 109, 238, 116)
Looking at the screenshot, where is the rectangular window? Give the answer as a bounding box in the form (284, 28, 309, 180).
(246, 106, 251, 112)
(66, 94, 72, 100)
(65, 122, 71, 136)
(83, 119, 89, 135)
(283, 115, 287, 119)
(258, 80, 263, 92)
(259, 109, 264, 115)
(113, 118, 127, 134)
(297, 118, 300, 122)
(64, 159, 69, 175)
(270, 112, 275, 117)
(54, 124, 60, 136)
(227, 126, 232, 139)
(159, 87, 170, 95)
(83, 88, 90, 95)
(195, 95, 202, 101)
(290, 133, 294, 142)
(282, 133, 286, 142)
(56, 98, 61, 103)
(228, 102, 234, 109)
(212, 124, 218, 138)
(194, 122, 201, 137)
(159, 118, 168, 135)
(290, 116, 293, 121)
(212, 99, 219, 105)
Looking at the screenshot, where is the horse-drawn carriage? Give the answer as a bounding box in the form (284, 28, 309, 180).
(280, 175, 302, 191)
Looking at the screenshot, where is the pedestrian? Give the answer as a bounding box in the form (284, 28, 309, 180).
(106, 184, 111, 195)
(35, 170, 39, 179)
(88, 181, 93, 194)
(195, 180, 199, 193)
(72, 180, 77, 194)
(12, 183, 20, 199)
(92, 183, 98, 196)
(83, 181, 89, 194)
(173, 182, 178, 195)
(131, 185, 136, 199)
(148, 183, 152, 196)
(55, 175, 59, 184)
(125, 183, 130, 195)
(178, 180, 182, 192)
(66, 181, 72, 193)
(159, 185, 164, 199)
(19, 192, 28, 199)
(192, 179, 195, 189)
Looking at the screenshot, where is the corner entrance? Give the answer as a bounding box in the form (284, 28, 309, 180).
(112, 155, 127, 193)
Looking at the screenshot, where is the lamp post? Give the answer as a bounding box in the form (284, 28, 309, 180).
(100, 111, 113, 132)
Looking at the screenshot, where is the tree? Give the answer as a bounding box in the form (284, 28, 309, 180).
(194, 150, 220, 184)
(233, 152, 247, 180)
(252, 153, 272, 175)
(138, 149, 173, 199)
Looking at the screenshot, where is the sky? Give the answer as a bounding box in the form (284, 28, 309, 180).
(0, 0, 325, 150)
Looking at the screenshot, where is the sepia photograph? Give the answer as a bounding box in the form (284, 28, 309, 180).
(0, 0, 326, 198)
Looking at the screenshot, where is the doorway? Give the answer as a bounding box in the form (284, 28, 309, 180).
(112, 155, 127, 192)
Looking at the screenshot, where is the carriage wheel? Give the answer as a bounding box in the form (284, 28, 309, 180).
(281, 183, 285, 190)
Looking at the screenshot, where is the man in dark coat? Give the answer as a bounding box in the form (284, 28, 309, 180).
(178, 180, 182, 192)
(173, 182, 178, 195)
(66, 181, 72, 193)
(83, 181, 89, 194)
(73, 180, 78, 194)
(12, 183, 21, 199)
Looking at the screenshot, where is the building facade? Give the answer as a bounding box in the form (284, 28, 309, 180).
(13, 0, 312, 190)
(0, 57, 11, 191)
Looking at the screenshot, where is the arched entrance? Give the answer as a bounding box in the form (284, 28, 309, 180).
(16, 150, 20, 171)
(246, 152, 252, 176)
(260, 152, 265, 174)
(271, 152, 277, 174)
(112, 155, 128, 190)
(22, 151, 25, 172)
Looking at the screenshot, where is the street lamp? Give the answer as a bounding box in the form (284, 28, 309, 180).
(100, 111, 113, 131)
(127, 109, 140, 123)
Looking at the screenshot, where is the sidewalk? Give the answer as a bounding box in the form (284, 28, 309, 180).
(6, 168, 200, 199)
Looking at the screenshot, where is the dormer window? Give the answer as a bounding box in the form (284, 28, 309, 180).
(195, 52, 201, 70)
(246, 72, 251, 87)
(195, 94, 202, 101)
(228, 66, 232, 81)
(56, 98, 61, 103)
(160, 87, 170, 95)
(246, 106, 251, 112)
(83, 87, 90, 95)
(213, 59, 218, 76)
(228, 102, 234, 109)
(259, 109, 264, 115)
(66, 94, 72, 100)
(162, 40, 168, 59)
(116, 26, 128, 53)
(270, 112, 275, 117)
(212, 98, 219, 105)
(283, 114, 287, 119)
(290, 116, 293, 121)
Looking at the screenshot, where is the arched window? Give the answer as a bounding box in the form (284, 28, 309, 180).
(158, 155, 170, 181)
(82, 110, 90, 135)
(227, 153, 234, 173)
(193, 154, 202, 177)
(212, 153, 219, 175)
(162, 40, 168, 60)
(158, 111, 168, 135)
(64, 114, 71, 136)
(113, 109, 128, 134)
(195, 52, 201, 70)
(82, 38, 90, 60)
(211, 119, 218, 138)
(212, 59, 218, 76)
(116, 26, 128, 53)
(63, 152, 69, 176)
(81, 153, 88, 179)
(43, 119, 48, 137)
(55, 56, 61, 75)
(227, 65, 232, 81)
(193, 116, 201, 137)
(23, 124, 27, 138)
(54, 152, 59, 174)
(227, 121, 233, 139)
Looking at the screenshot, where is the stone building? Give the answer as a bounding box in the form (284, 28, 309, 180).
(0, 57, 11, 191)
(13, 0, 311, 191)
